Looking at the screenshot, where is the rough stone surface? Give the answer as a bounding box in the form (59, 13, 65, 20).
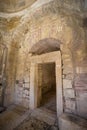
(64, 89, 75, 98)
(14, 106, 58, 130)
(59, 114, 87, 130)
(15, 116, 58, 130)
(0, 0, 37, 12)
(63, 79, 73, 89)
(0, 105, 30, 130)
(64, 99, 76, 113)
(0, 0, 87, 121)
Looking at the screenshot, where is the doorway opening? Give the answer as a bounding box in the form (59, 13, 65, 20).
(30, 51, 63, 117)
(0, 44, 8, 112)
(38, 62, 56, 113)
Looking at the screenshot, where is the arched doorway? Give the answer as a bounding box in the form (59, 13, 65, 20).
(29, 38, 63, 117)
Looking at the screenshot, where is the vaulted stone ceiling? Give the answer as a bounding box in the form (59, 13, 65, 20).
(0, 0, 37, 12)
(0, 0, 87, 13)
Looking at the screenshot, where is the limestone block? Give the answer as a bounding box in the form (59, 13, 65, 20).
(18, 87, 23, 91)
(62, 54, 70, 59)
(63, 67, 73, 74)
(75, 74, 87, 88)
(63, 79, 72, 89)
(15, 87, 19, 93)
(19, 93, 23, 97)
(17, 83, 24, 88)
(23, 93, 26, 98)
(17, 98, 22, 103)
(23, 99, 29, 108)
(16, 90, 19, 95)
(24, 83, 30, 88)
(76, 67, 87, 73)
(24, 77, 29, 83)
(24, 90, 29, 95)
(25, 96, 29, 99)
(65, 99, 76, 112)
(63, 59, 72, 66)
(65, 73, 73, 80)
(64, 89, 75, 98)
(17, 94, 22, 98)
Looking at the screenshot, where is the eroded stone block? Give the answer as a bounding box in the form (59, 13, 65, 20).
(64, 89, 75, 98)
(63, 79, 72, 89)
(65, 99, 76, 111)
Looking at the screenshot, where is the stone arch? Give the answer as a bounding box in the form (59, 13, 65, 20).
(29, 38, 62, 55)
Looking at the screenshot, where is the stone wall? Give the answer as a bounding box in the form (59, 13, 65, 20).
(0, 0, 87, 119)
(14, 52, 30, 108)
(38, 63, 56, 95)
(0, 45, 4, 75)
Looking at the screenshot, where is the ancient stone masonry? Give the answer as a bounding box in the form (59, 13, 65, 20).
(0, 0, 87, 126)
(14, 52, 30, 108)
(15, 78, 30, 108)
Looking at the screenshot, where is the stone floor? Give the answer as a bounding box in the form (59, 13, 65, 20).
(0, 105, 31, 130)
(0, 91, 58, 130)
(15, 108, 58, 130)
(41, 90, 56, 113)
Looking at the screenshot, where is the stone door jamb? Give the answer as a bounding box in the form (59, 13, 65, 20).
(30, 51, 63, 117)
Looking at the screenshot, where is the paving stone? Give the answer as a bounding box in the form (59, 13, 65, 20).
(0, 105, 59, 130)
(0, 105, 29, 130)
(31, 108, 56, 125)
(15, 116, 51, 130)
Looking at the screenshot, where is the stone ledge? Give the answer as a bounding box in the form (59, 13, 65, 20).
(59, 113, 87, 130)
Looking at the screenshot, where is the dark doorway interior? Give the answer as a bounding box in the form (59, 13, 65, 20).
(38, 62, 56, 113)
